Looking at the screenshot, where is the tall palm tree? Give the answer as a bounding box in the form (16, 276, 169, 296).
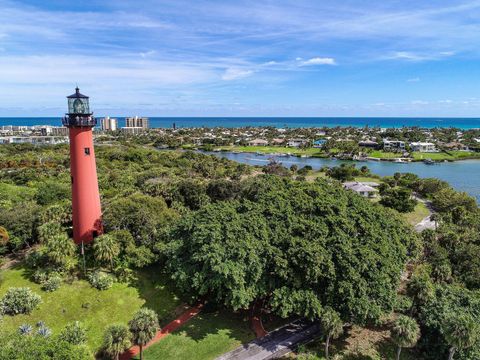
(391, 315, 420, 360)
(320, 307, 343, 359)
(129, 308, 160, 360)
(443, 314, 479, 360)
(102, 324, 131, 360)
(93, 234, 120, 271)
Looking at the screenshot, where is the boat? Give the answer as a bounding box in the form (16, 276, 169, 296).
(394, 158, 406, 163)
(423, 159, 435, 165)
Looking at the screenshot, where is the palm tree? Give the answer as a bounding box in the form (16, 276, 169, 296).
(93, 234, 120, 271)
(443, 314, 480, 360)
(320, 307, 343, 359)
(129, 308, 160, 360)
(102, 324, 131, 360)
(45, 233, 75, 268)
(391, 315, 420, 360)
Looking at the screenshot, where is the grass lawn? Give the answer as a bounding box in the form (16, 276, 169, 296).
(412, 151, 480, 161)
(140, 310, 255, 360)
(218, 145, 323, 156)
(368, 151, 401, 159)
(0, 265, 182, 352)
(354, 176, 381, 183)
(305, 171, 327, 182)
(401, 202, 430, 226)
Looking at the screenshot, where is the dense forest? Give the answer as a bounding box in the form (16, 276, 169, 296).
(0, 143, 479, 359)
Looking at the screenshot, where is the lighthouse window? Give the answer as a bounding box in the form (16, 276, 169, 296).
(84, 147, 90, 155)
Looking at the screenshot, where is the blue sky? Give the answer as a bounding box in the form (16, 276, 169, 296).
(0, 0, 480, 117)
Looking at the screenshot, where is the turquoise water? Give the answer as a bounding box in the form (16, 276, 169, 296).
(2, 117, 480, 129)
(205, 151, 480, 202)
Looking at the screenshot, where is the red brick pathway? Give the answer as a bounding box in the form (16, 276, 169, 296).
(120, 303, 203, 360)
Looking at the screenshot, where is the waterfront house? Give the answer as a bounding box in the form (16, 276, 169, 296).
(288, 138, 310, 147)
(442, 142, 470, 151)
(383, 139, 406, 152)
(410, 142, 436, 152)
(271, 138, 285, 145)
(343, 181, 378, 198)
(313, 139, 327, 148)
(248, 138, 269, 146)
(358, 140, 379, 149)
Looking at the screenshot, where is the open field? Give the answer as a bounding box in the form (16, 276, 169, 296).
(0, 265, 182, 352)
(368, 151, 401, 160)
(369, 150, 480, 161)
(353, 176, 381, 183)
(411, 150, 480, 161)
(139, 310, 255, 360)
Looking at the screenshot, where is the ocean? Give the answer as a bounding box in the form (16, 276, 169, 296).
(2, 117, 480, 129)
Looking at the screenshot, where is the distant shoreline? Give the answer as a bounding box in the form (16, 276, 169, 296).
(2, 116, 480, 130)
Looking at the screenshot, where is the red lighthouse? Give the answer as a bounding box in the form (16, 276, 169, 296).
(62, 87, 103, 244)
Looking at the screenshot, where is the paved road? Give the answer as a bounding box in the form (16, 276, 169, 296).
(216, 320, 321, 360)
(414, 197, 436, 232)
(414, 215, 436, 232)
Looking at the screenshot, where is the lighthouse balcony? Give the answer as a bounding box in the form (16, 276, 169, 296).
(62, 115, 97, 127)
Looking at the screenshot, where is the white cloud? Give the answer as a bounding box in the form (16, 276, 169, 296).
(407, 77, 420, 82)
(411, 100, 429, 105)
(221, 68, 254, 81)
(140, 50, 156, 58)
(299, 57, 336, 66)
(387, 50, 456, 62)
(389, 52, 426, 61)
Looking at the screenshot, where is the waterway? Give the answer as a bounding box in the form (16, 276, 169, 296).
(204, 151, 480, 202)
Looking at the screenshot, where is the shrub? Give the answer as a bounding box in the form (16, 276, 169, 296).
(37, 326, 52, 338)
(32, 270, 63, 292)
(114, 264, 135, 283)
(59, 321, 87, 345)
(0, 287, 42, 315)
(41, 275, 62, 292)
(87, 271, 113, 290)
(18, 324, 33, 335)
(0, 331, 93, 359)
(26, 251, 45, 269)
(32, 270, 48, 284)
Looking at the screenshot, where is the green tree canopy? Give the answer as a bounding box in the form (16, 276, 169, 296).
(167, 176, 418, 325)
(103, 193, 178, 247)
